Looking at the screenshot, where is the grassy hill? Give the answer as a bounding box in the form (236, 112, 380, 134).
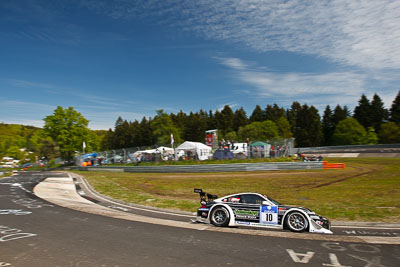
(0, 123, 107, 159)
(0, 123, 41, 158)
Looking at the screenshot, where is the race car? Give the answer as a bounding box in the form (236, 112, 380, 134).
(194, 189, 332, 234)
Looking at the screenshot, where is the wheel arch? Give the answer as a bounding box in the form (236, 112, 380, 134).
(208, 204, 236, 226)
(281, 208, 312, 231)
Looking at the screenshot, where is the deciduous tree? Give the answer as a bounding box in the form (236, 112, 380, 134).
(238, 120, 279, 141)
(378, 122, 400, 143)
(332, 118, 367, 145)
(151, 110, 181, 146)
(275, 116, 292, 138)
(43, 106, 95, 161)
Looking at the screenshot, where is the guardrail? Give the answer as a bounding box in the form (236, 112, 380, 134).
(66, 162, 323, 173)
(292, 144, 400, 154)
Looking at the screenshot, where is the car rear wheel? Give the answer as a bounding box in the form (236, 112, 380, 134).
(210, 206, 230, 227)
(285, 211, 308, 232)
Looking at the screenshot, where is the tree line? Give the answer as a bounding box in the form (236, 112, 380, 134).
(101, 91, 400, 150)
(1, 91, 399, 163)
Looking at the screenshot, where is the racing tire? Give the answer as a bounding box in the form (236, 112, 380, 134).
(284, 211, 309, 232)
(210, 206, 230, 227)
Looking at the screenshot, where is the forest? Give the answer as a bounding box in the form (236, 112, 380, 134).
(101, 91, 400, 150)
(1, 91, 399, 163)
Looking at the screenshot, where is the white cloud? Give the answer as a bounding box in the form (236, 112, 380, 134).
(217, 57, 368, 108)
(7, 79, 59, 90)
(240, 71, 365, 97)
(87, 0, 400, 70)
(217, 103, 239, 112)
(216, 57, 248, 70)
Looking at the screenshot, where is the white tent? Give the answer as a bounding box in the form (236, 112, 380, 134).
(155, 146, 174, 155)
(130, 146, 175, 162)
(175, 141, 212, 161)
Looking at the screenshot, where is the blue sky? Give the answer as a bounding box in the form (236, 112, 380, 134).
(1, 0, 399, 130)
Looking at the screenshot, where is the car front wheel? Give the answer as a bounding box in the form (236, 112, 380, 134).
(285, 211, 309, 232)
(210, 206, 230, 227)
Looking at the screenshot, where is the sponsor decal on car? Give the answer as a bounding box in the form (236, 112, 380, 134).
(198, 208, 210, 211)
(234, 209, 258, 220)
(235, 221, 251, 225)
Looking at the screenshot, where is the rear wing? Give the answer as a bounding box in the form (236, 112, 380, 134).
(194, 188, 218, 204)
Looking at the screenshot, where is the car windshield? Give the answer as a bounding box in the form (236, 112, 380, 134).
(266, 196, 281, 205)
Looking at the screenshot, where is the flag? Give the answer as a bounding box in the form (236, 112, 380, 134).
(170, 133, 174, 145)
(83, 141, 86, 149)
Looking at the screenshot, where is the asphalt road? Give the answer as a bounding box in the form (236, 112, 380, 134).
(1, 171, 399, 266)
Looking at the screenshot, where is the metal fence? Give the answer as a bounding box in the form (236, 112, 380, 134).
(291, 144, 400, 155)
(75, 138, 295, 166)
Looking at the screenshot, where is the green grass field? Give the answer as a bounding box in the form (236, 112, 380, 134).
(72, 157, 400, 222)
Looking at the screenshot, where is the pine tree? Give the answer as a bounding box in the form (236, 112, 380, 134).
(184, 112, 206, 142)
(206, 110, 217, 130)
(322, 105, 335, 145)
(265, 104, 285, 122)
(115, 116, 124, 128)
(370, 93, 388, 132)
(390, 90, 400, 124)
(333, 105, 349, 125)
(137, 117, 154, 147)
(170, 110, 187, 131)
(113, 119, 131, 149)
(249, 105, 265, 122)
(353, 94, 372, 129)
(287, 101, 302, 139)
(295, 105, 323, 147)
(100, 129, 114, 150)
(233, 107, 248, 131)
(130, 120, 140, 147)
(217, 105, 235, 135)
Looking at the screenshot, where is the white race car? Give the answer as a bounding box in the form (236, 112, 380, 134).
(194, 189, 332, 234)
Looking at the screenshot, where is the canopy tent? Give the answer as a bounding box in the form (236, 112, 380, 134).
(250, 141, 271, 158)
(175, 141, 212, 161)
(250, 141, 269, 147)
(213, 149, 234, 160)
(81, 153, 98, 158)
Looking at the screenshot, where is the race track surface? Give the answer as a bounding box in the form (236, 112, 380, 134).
(1, 171, 399, 266)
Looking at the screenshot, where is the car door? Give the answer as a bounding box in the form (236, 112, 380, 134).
(227, 194, 264, 222)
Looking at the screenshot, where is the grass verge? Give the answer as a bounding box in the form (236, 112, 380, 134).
(71, 157, 400, 222)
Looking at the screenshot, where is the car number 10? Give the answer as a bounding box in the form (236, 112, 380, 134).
(260, 206, 278, 224)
